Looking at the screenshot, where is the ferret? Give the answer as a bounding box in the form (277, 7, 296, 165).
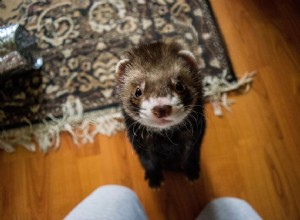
(115, 41, 206, 188)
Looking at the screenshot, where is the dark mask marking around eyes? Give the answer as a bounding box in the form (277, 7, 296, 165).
(179, 89, 194, 111)
(129, 98, 141, 115)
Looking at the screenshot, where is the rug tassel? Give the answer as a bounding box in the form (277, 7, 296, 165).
(204, 70, 256, 116)
(0, 139, 16, 153)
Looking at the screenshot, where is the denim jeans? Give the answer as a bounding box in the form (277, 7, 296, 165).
(65, 185, 261, 220)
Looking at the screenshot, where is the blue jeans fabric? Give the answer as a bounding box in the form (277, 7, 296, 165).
(65, 185, 261, 220)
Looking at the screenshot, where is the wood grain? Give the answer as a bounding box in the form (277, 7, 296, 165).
(1, 0, 300, 219)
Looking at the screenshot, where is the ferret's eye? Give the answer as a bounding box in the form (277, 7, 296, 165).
(175, 82, 185, 92)
(135, 88, 142, 97)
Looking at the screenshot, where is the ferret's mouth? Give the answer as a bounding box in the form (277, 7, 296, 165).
(148, 118, 175, 128)
(157, 118, 173, 124)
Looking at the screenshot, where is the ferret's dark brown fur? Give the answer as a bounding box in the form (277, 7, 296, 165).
(116, 41, 206, 188)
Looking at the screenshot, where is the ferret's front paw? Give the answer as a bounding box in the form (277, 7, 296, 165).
(145, 171, 164, 189)
(184, 169, 200, 183)
(148, 177, 164, 189)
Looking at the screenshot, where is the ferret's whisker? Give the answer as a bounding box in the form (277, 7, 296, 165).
(189, 113, 197, 125)
(138, 111, 148, 117)
(127, 121, 138, 132)
(164, 131, 178, 146)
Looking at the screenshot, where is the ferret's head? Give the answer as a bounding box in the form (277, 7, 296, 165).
(116, 41, 203, 130)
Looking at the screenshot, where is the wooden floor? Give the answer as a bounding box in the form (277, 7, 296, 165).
(1, 0, 300, 219)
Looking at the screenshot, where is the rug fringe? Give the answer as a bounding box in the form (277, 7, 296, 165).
(203, 69, 256, 116)
(0, 98, 125, 152)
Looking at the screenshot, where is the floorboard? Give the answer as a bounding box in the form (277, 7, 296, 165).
(1, 0, 300, 219)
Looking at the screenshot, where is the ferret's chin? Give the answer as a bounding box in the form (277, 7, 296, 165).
(152, 119, 174, 129)
(141, 117, 183, 130)
(144, 121, 174, 129)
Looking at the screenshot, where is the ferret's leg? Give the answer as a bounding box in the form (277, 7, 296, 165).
(130, 133, 164, 188)
(182, 147, 200, 182)
(183, 116, 206, 182)
(139, 155, 163, 188)
(183, 130, 205, 182)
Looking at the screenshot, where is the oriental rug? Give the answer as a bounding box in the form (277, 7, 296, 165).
(0, 0, 254, 152)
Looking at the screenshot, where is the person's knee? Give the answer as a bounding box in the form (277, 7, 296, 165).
(92, 185, 139, 202)
(196, 197, 262, 220)
(65, 185, 147, 220)
(209, 197, 254, 209)
(93, 185, 136, 196)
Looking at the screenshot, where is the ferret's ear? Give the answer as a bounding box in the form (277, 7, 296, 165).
(115, 59, 130, 83)
(178, 50, 198, 70)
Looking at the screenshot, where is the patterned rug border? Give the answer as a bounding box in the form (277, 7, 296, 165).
(203, 0, 237, 82)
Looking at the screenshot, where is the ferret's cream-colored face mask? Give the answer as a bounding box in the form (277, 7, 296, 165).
(138, 94, 189, 129)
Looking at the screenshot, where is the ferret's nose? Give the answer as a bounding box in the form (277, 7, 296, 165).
(151, 105, 172, 119)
